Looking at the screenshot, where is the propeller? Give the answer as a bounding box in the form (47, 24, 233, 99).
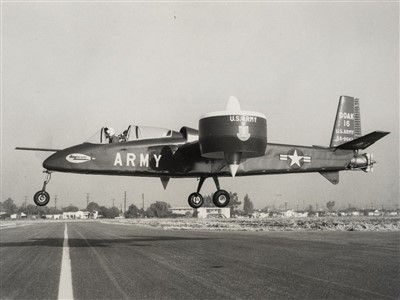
(364, 153, 375, 172)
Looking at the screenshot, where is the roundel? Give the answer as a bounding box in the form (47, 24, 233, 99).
(279, 149, 312, 169)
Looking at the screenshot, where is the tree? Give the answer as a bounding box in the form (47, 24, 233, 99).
(326, 201, 336, 211)
(243, 194, 254, 215)
(125, 204, 139, 218)
(24, 204, 39, 215)
(2, 198, 17, 214)
(87, 202, 100, 212)
(138, 208, 145, 218)
(98, 206, 120, 218)
(62, 205, 79, 212)
(104, 206, 120, 218)
(145, 207, 155, 218)
(98, 206, 108, 217)
(147, 201, 171, 218)
(203, 195, 213, 207)
(48, 207, 62, 215)
(228, 192, 241, 215)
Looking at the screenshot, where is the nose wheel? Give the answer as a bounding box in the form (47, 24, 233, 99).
(34, 191, 50, 206)
(187, 176, 230, 209)
(33, 171, 51, 206)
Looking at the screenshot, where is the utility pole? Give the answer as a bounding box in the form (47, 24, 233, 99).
(86, 193, 91, 208)
(24, 196, 27, 207)
(112, 199, 115, 208)
(55, 195, 58, 210)
(274, 193, 281, 211)
(124, 191, 127, 213)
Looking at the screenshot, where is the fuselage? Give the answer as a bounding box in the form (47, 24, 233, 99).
(43, 137, 355, 178)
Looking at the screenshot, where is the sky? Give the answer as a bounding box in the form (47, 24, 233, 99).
(1, 1, 399, 211)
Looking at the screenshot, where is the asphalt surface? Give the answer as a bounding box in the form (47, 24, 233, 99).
(1, 221, 399, 300)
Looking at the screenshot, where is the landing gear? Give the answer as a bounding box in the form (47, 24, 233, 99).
(187, 176, 230, 209)
(213, 190, 230, 208)
(34, 191, 50, 206)
(188, 193, 204, 208)
(33, 171, 51, 206)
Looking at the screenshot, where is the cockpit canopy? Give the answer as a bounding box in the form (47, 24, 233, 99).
(85, 125, 190, 144)
(127, 126, 182, 141)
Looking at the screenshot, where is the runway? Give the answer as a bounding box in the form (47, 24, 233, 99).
(1, 221, 399, 299)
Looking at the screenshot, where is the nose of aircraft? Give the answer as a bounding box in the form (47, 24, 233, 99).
(43, 151, 62, 171)
(43, 144, 99, 172)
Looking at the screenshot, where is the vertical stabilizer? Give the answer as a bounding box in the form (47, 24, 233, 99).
(330, 96, 362, 148)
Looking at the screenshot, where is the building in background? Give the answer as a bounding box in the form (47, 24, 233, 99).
(197, 207, 230, 219)
(170, 207, 195, 217)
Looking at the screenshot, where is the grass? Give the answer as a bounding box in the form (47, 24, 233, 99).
(101, 216, 400, 232)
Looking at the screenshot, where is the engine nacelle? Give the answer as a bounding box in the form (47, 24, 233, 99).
(199, 96, 267, 176)
(349, 153, 374, 172)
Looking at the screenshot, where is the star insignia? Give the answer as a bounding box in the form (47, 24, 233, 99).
(288, 150, 302, 167)
(279, 149, 312, 169)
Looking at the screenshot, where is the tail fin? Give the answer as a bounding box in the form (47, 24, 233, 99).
(330, 96, 362, 148)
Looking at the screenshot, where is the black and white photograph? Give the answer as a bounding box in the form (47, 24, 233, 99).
(1, 1, 399, 299)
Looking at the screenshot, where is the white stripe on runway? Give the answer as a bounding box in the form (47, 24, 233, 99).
(58, 223, 73, 300)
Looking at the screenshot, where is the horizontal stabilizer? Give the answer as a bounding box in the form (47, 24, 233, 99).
(15, 147, 60, 152)
(335, 131, 390, 150)
(319, 171, 339, 185)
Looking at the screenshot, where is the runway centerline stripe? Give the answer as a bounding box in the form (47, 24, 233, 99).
(58, 223, 73, 300)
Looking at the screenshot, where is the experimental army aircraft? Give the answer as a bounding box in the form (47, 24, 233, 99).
(17, 96, 389, 208)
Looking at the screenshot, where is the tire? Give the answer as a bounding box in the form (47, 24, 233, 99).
(34, 191, 50, 206)
(188, 192, 204, 209)
(213, 190, 230, 208)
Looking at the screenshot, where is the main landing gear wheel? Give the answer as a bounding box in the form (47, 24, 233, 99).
(188, 192, 204, 209)
(213, 190, 230, 208)
(34, 191, 50, 206)
(188, 177, 230, 209)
